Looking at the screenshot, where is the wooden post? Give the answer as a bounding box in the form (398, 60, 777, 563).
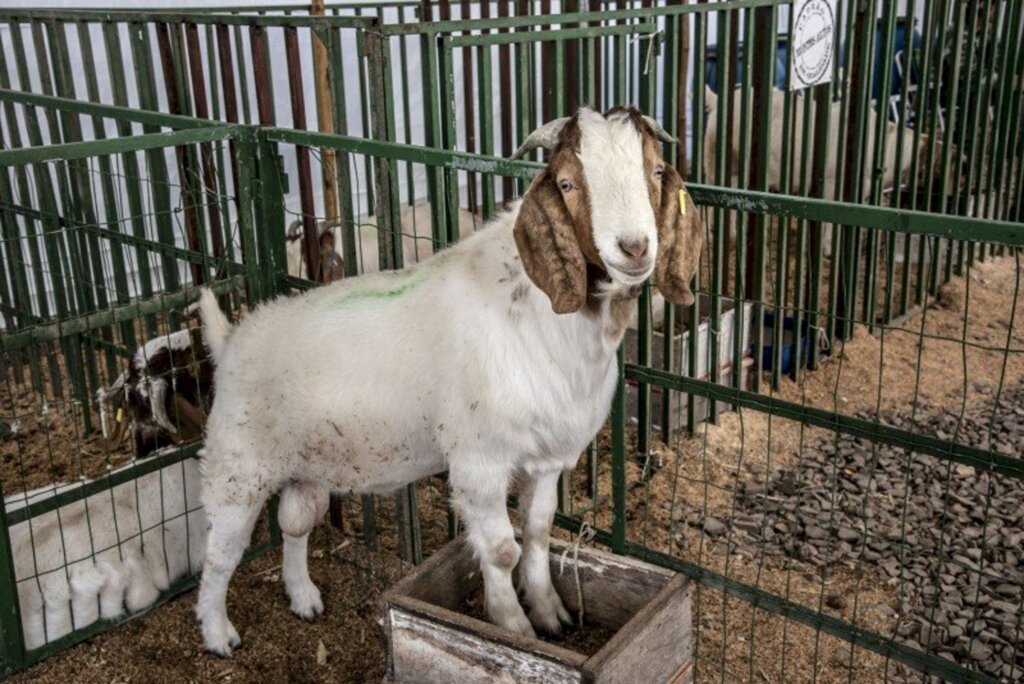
(313, 0, 346, 530)
(312, 0, 340, 224)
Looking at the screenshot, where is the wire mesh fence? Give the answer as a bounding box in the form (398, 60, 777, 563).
(0, 112, 277, 672)
(0, 0, 1022, 681)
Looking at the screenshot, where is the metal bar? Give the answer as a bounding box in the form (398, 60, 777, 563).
(1, 276, 245, 354)
(103, 22, 158, 336)
(283, 25, 321, 282)
(0, 10, 375, 29)
(448, 22, 657, 47)
(130, 20, 182, 298)
(0, 479, 27, 673)
(683, 184, 1024, 244)
(155, 20, 205, 286)
(311, 2, 340, 225)
(6, 447, 201, 526)
(626, 364, 1024, 481)
(0, 126, 237, 167)
(379, 0, 789, 35)
(215, 23, 244, 213)
(186, 22, 227, 273)
(327, 26, 356, 276)
(610, 346, 626, 554)
(0, 206, 243, 279)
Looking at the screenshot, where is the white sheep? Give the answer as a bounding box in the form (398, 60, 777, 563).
(702, 86, 942, 199)
(193, 106, 703, 656)
(7, 457, 205, 649)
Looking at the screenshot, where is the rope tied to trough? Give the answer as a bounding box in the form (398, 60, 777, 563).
(558, 521, 596, 627)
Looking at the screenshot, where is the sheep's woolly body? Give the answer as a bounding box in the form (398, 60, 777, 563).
(7, 459, 205, 649)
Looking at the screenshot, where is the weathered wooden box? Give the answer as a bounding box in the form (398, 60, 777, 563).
(381, 535, 693, 684)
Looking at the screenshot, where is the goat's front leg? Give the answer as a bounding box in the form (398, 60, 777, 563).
(449, 462, 534, 637)
(518, 468, 572, 635)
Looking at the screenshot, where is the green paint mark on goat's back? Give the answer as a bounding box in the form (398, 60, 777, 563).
(329, 259, 438, 308)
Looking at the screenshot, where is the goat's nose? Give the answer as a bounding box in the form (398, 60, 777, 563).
(618, 238, 649, 260)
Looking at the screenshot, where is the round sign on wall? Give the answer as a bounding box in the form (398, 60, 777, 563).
(791, 0, 836, 90)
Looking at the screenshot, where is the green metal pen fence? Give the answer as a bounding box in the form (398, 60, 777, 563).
(0, 99, 278, 673)
(242, 118, 1024, 682)
(1, 1, 1023, 681)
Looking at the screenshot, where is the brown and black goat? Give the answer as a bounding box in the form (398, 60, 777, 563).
(98, 327, 215, 458)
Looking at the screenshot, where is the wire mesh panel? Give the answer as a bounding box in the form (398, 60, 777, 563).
(0, 108, 269, 674)
(619, 186, 1024, 683)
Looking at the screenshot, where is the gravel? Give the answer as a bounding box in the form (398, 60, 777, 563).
(688, 382, 1024, 681)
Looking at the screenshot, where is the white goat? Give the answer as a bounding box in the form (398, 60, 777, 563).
(194, 107, 703, 656)
(7, 458, 205, 649)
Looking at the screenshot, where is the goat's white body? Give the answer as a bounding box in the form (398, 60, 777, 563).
(7, 458, 205, 650)
(198, 213, 623, 653)
(206, 213, 619, 494)
(197, 108, 663, 655)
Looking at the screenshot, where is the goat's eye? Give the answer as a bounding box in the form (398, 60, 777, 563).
(558, 179, 574, 193)
(654, 165, 665, 179)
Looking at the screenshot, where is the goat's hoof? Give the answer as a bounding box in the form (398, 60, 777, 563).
(202, 616, 241, 657)
(288, 582, 324, 622)
(491, 604, 537, 639)
(528, 590, 573, 636)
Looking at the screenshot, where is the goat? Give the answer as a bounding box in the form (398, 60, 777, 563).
(193, 106, 703, 656)
(7, 458, 205, 649)
(98, 326, 215, 459)
(285, 201, 479, 281)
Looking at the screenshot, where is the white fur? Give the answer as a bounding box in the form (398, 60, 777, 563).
(578, 109, 659, 284)
(199, 289, 231, 365)
(7, 458, 205, 650)
(195, 110, 658, 655)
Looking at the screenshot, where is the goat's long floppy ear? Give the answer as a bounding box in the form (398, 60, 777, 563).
(514, 171, 587, 314)
(654, 166, 702, 307)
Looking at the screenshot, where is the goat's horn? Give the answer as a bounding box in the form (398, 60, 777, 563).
(510, 116, 573, 160)
(641, 115, 679, 144)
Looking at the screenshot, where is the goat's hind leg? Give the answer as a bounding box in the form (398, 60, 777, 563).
(278, 482, 328, 621)
(196, 470, 269, 657)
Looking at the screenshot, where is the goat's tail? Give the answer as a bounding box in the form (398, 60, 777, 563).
(198, 288, 232, 364)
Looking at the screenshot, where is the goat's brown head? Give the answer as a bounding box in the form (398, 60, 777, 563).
(511, 107, 702, 314)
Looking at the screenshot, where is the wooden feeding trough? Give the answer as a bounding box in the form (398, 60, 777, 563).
(380, 535, 693, 683)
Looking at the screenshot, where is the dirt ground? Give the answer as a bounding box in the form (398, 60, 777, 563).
(6, 254, 1022, 682)
(9, 523, 406, 684)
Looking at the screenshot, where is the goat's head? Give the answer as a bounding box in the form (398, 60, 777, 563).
(511, 107, 702, 314)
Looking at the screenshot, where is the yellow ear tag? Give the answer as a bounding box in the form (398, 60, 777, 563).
(679, 189, 688, 217)
(116, 408, 124, 423)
